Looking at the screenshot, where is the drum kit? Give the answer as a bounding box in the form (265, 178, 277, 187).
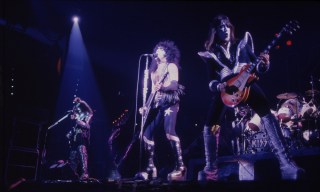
(231, 88, 320, 155)
(231, 105, 270, 155)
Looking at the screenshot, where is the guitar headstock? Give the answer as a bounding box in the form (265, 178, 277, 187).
(112, 109, 129, 127)
(282, 20, 300, 35)
(264, 20, 300, 53)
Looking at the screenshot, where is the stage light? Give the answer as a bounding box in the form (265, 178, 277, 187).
(286, 40, 292, 46)
(72, 16, 79, 23)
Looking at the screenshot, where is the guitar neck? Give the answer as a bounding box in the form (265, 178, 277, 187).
(247, 27, 287, 74)
(145, 92, 155, 109)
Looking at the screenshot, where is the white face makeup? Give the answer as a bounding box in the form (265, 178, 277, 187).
(216, 21, 231, 42)
(155, 47, 166, 61)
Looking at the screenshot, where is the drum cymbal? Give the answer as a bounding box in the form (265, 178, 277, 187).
(305, 89, 320, 96)
(276, 92, 297, 100)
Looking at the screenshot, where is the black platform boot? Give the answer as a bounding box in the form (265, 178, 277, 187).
(167, 139, 187, 181)
(135, 143, 157, 180)
(261, 113, 305, 180)
(78, 145, 89, 180)
(198, 125, 219, 181)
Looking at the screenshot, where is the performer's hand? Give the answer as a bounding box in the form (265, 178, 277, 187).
(71, 113, 79, 120)
(154, 92, 162, 103)
(139, 107, 147, 115)
(217, 82, 227, 92)
(154, 82, 162, 92)
(259, 52, 270, 65)
(66, 130, 72, 139)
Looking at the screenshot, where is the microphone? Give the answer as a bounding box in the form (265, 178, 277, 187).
(142, 53, 155, 57)
(67, 110, 73, 113)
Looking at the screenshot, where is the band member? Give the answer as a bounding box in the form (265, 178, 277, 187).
(66, 97, 93, 180)
(135, 40, 186, 181)
(197, 15, 305, 181)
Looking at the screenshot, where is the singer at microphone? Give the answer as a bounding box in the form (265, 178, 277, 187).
(65, 96, 93, 180)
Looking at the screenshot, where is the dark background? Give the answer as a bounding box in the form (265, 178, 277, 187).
(2, 0, 320, 185)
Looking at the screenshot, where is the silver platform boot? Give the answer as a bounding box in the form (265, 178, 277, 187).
(261, 113, 305, 180)
(198, 125, 220, 181)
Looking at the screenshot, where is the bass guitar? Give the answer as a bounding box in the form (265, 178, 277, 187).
(140, 72, 169, 131)
(221, 20, 300, 107)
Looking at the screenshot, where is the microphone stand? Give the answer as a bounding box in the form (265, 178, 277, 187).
(309, 76, 319, 130)
(48, 113, 70, 130)
(39, 111, 71, 180)
(139, 56, 149, 171)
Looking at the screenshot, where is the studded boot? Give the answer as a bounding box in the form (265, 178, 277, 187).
(78, 145, 89, 180)
(135, 142, 157, 180)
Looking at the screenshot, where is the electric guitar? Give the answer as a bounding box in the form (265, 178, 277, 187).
(108, 109, 130, 145)
(221, 20, 300, 107)
(140, 72, 169, 130)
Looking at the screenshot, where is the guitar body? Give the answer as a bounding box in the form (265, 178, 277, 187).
(221, 64, 258, 107)
(219, 20, 299, 108)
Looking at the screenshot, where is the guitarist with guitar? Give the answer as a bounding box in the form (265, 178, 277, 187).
(135, 40, 186, 181)
(197, 15, 304, 181)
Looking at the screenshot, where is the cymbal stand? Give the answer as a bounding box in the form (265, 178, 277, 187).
(234, 106, 251, 155)
(276, 99, 283, 111)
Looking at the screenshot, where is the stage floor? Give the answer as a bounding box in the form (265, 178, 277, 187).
(6, 146, 320, 192)
(7, 179, 318, 192)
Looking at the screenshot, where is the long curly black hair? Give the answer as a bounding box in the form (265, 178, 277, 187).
(150, 40, 181, 73)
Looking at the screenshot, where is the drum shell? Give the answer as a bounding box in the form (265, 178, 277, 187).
(247, 113, 261, 131)
(277, 99, 301, 122)
(277, 107, 293, 122)
(300, 102, 317, 118)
